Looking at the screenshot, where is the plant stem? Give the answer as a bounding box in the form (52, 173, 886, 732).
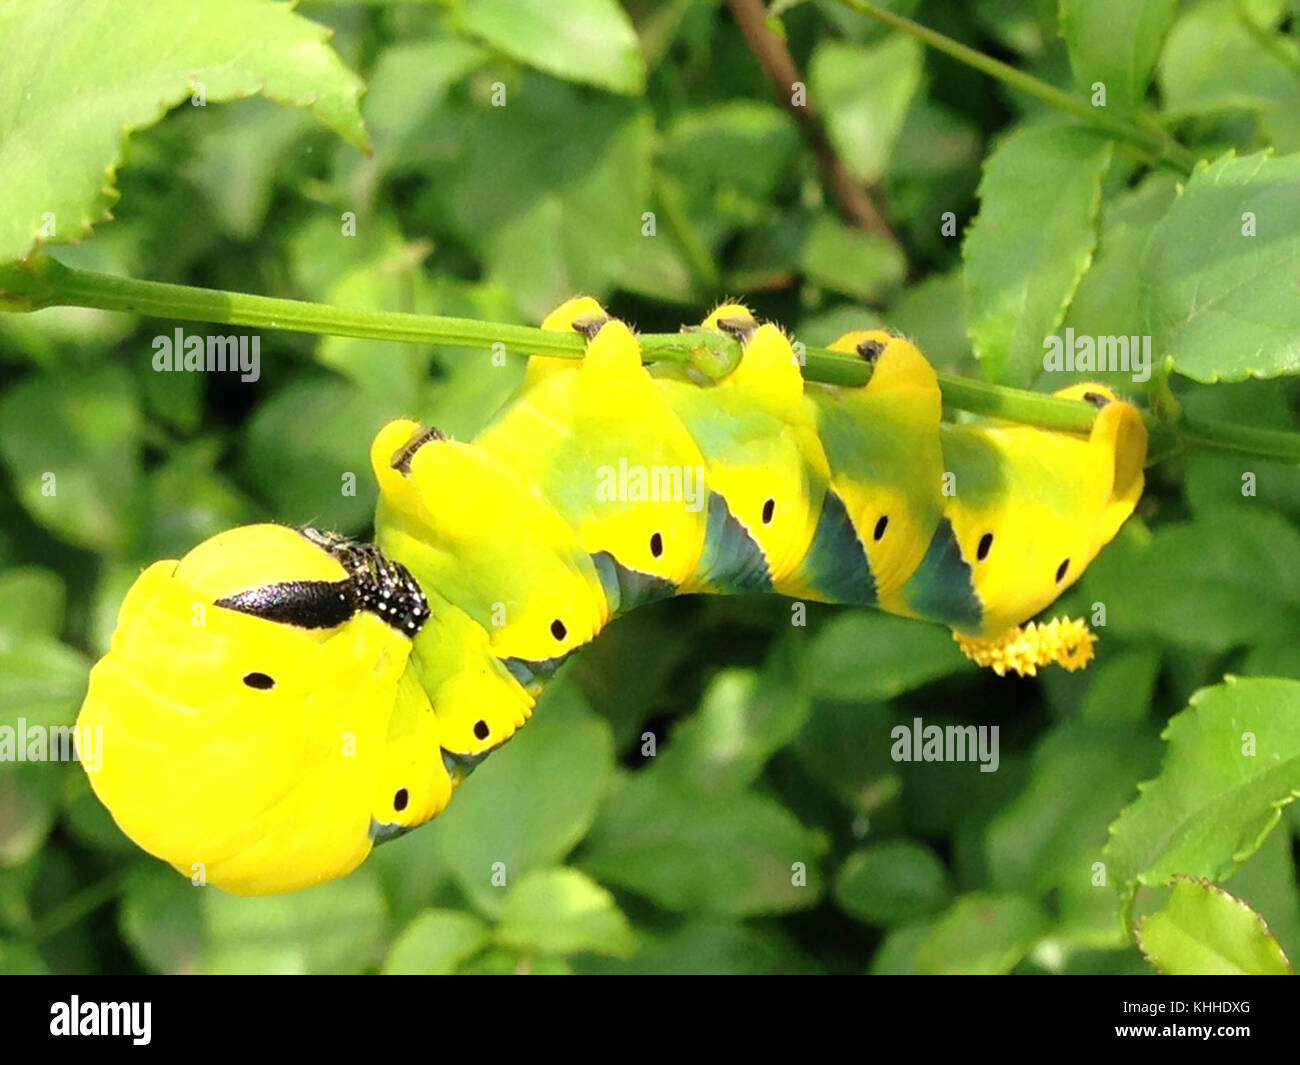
(28, 868, 127, 945)
(3, 255, 1298, 464)
(726, 0, 902, 245)
(1181, 414, 1300, 464)
(839, 0, 1200, 174)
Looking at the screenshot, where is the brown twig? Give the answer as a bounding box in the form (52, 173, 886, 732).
(724, 0, 901, 249)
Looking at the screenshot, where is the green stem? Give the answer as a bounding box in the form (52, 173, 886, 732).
(2, 255, 1298, 464)
(839, 0, 1200, 174)
(28, 868, 127, 945)
(1181, 414, 1300, 464)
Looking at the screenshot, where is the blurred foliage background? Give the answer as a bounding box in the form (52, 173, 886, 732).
(2, 0, 1300, 975)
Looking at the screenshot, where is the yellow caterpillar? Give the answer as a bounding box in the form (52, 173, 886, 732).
(77, 300, 1147, 894)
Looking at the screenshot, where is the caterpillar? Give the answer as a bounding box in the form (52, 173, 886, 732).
(77, 299, 1147, 895)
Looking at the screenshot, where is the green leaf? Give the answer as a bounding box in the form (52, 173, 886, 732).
(0, 766, 60, 867)
(1105, 677, 1300, 901)
(580, 772, 822, 915)
(458, 949, 573, 975)
(582, 917, 819, 975)
(1136, 877, 1293, 975)
(1060, 0, 1177, 114)
(436, 695, 614, 917)
(200, 869, 385, 975)
(790, 699, 899, 810)
(660, 102, 801, 210)
(1181, 380, 1300, 525)
(120, 862, 204, 974)
(801, 611, 972, 702)
(834, 840, 951, 926)
(1082, 508, 1300, 652)
(799, 213, 906, 303)
(458, 0, 645, 95)
(421, 79, 652, 320)
(498, 868, 636, 958)
(868, 919, 932, 975)
(963, 124, 1114, 385)
(0, 367, 143, 554)
(239, 377, 396, 536)
(185, 101, 318, 241)
(364, 37, 489, 170)
(566, 608, 695, 751)
(986, 721, 1160, 896)
(1143, 150, 1300, 382)
(1080, 648, 1162, 724)
(652, 667, 811, 793)
(1223, 823, 1300, 963)
(381, 909, 490, 975)
(0, 0, 367, 264)
(60, 763, 135, 859)
(421, 343, 527, 442)
(913, 893, 1048, 974)
(972, 0, 1060, 57)
(0, 636, 89, 728)
(810, 36, 924, 184)
(143, 443, 257, 563)
(0, 568, 64, 638)
(1159, 1, 1300, 151)
(1063, 170, 1178, 379)
(888, 270, 972, 373)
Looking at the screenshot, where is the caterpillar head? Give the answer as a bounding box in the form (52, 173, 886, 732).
(77, 523, 453, 895)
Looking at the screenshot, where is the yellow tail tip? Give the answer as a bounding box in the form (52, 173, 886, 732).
(954, 617, 1097, 677)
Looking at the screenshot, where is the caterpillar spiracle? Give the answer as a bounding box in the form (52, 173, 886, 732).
(77, 299, 1148, 895)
